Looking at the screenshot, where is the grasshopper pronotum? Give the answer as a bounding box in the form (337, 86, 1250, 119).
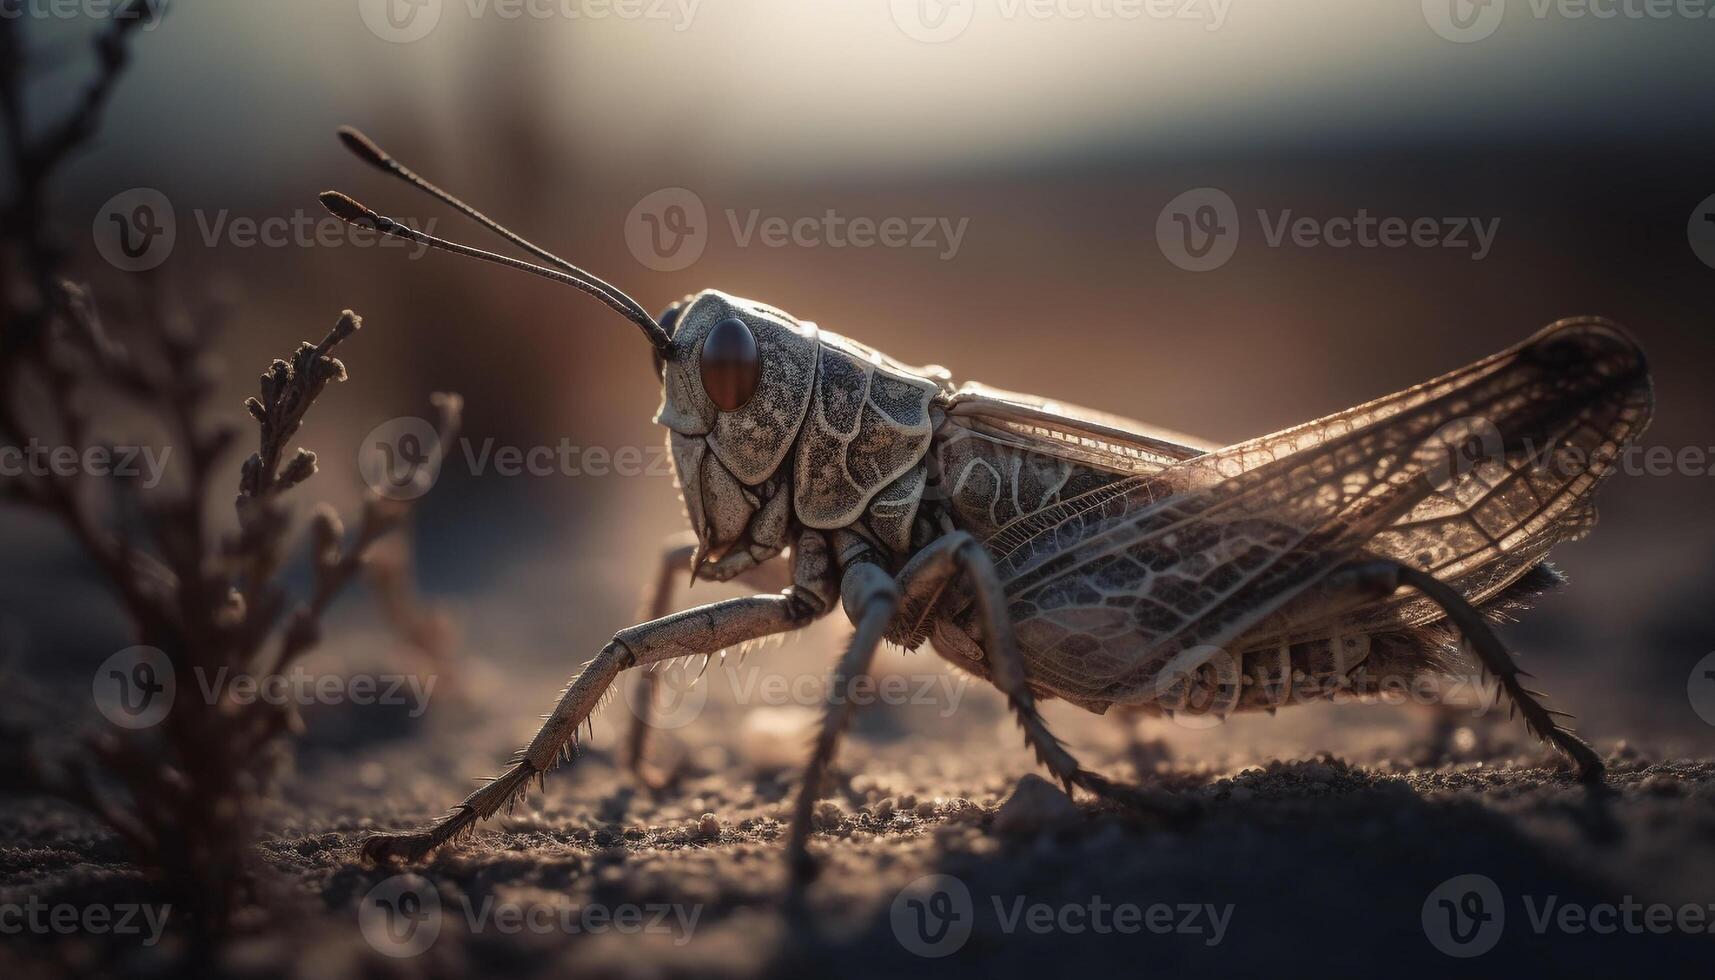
(321, 128, 1652, 890)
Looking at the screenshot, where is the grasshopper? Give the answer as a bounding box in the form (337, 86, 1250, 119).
(321, 128, 1652, 887)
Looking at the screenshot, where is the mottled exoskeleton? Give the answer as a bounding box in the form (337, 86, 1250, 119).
(322, 129, 1654, 891)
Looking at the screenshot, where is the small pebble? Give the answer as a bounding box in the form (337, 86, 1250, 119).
(992, 774, 1079, 835)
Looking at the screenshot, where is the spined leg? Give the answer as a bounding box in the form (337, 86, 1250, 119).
(905, 533, 1187, 814)
(363, 590, 822, 863)
(1333, 559, 1603, 782)
(783, 561, 898, 896)
(624, 534, 792, 784)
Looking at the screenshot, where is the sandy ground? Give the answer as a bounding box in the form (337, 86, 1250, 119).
(5, 628, 1715, 980)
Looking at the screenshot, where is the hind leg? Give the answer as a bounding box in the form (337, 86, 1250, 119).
(1332, 560, 1602, 782)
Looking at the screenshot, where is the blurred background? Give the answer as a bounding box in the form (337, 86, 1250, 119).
(8, 0, 1715, 799)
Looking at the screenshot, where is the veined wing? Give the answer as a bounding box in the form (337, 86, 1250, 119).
(945, 382, 1216, 475)
(997, 318, 1652, 705)
(934, 383, 1215, 545)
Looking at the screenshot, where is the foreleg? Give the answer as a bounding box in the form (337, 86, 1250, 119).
(624, 533, 792, 783)
(363, 589, 822, 863)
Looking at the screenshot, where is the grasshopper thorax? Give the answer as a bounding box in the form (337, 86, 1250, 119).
(656, 290, 943, 581)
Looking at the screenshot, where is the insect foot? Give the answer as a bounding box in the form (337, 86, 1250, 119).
(361, 829, 447, 865)
(1071, 769, 1202, 827)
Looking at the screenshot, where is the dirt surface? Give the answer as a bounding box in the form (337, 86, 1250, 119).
(5, 630, 1715, 980)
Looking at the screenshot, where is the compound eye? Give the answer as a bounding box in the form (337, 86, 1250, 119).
(699, 317, 759, 412)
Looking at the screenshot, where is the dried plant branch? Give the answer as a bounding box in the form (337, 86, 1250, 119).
(0, 7, 462, 942)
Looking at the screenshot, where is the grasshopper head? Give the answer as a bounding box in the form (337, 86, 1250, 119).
(317, 134, 815, 581)
(654, 290, 818, 580)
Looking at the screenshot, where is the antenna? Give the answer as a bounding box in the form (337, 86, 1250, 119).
(319, 191, 672, 352)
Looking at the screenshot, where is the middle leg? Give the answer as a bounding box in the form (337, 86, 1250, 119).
(908, 532, 1194, 814)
